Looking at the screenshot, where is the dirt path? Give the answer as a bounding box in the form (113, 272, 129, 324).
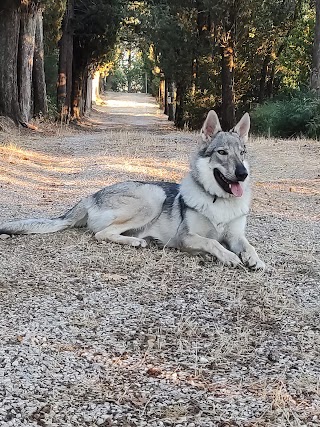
(86, 92, 174, 132)
(0, 93, 319, 427)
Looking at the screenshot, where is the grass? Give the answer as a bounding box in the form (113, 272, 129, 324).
(0, 119, 319, 426)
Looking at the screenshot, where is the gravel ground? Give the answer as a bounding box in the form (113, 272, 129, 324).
(0, 94, 319, 427)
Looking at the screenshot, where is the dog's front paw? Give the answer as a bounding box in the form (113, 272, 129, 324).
(240, 248, 265, 271)
(219, 251, 242, 268)
(252, 258, 265, 270)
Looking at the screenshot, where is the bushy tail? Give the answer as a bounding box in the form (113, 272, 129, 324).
(0, 199, 88, 236)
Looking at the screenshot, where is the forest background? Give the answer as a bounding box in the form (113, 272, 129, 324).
(1, 0, 320, 138)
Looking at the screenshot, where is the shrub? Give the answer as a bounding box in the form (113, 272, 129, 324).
(251, 92, 320, 139)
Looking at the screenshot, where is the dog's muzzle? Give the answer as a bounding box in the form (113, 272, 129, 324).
(214, 167, 246, 197)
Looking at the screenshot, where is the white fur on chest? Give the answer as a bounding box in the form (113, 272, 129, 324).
(207, 196, 249, 228)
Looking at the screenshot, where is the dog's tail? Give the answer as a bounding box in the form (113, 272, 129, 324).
(0, 199, 88, 237)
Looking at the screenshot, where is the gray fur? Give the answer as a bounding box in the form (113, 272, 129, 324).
(0, 111, 264, 269)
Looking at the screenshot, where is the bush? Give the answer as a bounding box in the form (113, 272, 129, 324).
(251, 92, 320, 138)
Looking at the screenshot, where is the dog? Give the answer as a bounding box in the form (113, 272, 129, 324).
(0, 110, 264, 269)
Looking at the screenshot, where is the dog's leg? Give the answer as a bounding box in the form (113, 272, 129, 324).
(225, 217, 265, 270)
(182, 233, 242, 267)
(95, 223, 148, 247)
(89, 195, 164, 248)
(93, 209, 151, 247)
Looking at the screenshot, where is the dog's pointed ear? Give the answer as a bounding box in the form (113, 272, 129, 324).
(201, 110, 221, 143)
(233, 113, 250, 142)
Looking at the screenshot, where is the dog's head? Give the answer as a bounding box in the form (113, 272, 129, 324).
(195, 110, 250, 198)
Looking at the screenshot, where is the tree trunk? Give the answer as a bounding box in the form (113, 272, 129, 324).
(258, 47, 272, 103)
(220, 43, 235, 130)
(175, 82, 186, 128)
(266, 63, 276, 99)
(127, 48, 132, 93)
(164, 78, 168, 115)
(0, 2, 21, 122)
(18, 7, 37, 123)
(311, 0, 320, 93)
(81, 68, 91, 116)
(168, 79, 175, 121)
(159, 78, 165, 109)
(57, 0, 74, 121)
(85, 72, 93, 116)
(71, 66, 84, 120)
(33, 8, 48, 117)
(196, 3, 210, 92)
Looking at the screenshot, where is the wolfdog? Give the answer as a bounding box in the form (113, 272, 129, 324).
(0, 111, 264, 269)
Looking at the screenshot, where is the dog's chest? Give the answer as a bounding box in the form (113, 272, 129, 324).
(185, 195, 249, 240)
(200, 197, 249, 233)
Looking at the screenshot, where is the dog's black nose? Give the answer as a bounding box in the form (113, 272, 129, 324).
(235, 164, 248, 181)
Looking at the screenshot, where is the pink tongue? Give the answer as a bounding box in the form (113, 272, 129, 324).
(230, 182, 243, 197)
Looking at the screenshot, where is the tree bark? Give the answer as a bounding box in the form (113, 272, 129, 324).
(175, 82, 186, 128)
(311, 0, 320, 93)
(220, 43, 235, 130)
(71, 66, 84, 120)
(127, 48, 132, 93)
(258, 47, 272, 103)
(18, 6, 37, 123)
(85, 72, 93, 116)
(168, 79, 175, 121)
(0, 3, 21, 122)
(33, 8, 48, 117)
(164, 78, 168, 115)
(57, 0, 74, 121)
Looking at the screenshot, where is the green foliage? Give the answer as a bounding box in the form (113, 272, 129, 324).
(44, 51, 58, 101)
(138, 0, 315, 130)
(108, 42, 150, 92)
(43, 0, 66, 54)
(110, 68, 127, 91)
(251, 92, 320, 138)
(73, 0, 124, 67)
(39, 0, 319, 133)
(278, 5, 315, 89)
(150, 5, 196, 87)
(185, 92, 217, 130)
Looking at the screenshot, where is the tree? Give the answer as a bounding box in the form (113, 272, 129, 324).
(57, 0, 124, 121)
(0, 0, 21, 123)
(141, 1, 197, 127)
(311, 0, 320, 93)
(57, 0, 74, 119)
(0, 0, 48, 125)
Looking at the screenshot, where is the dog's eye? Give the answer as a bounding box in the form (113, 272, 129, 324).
(217, 150, 228, 155)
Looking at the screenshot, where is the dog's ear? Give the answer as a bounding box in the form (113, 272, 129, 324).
(201, 110, 221, 143)
(233, 113, 250, 142)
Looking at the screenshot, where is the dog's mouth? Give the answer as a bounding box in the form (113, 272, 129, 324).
(213, 168, 243, 197)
